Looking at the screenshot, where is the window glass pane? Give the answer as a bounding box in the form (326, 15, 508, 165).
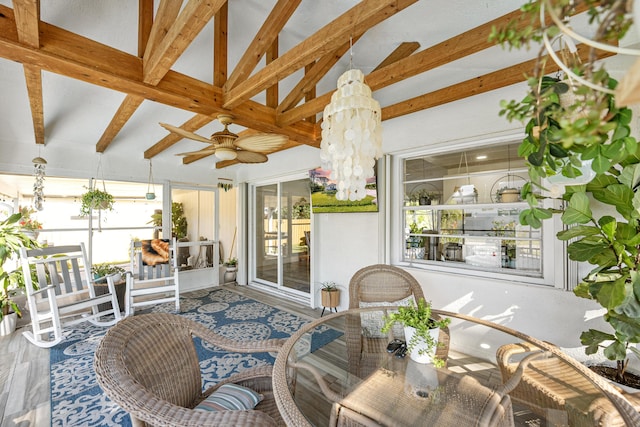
(281, 179, 310, 293)
(171, 187, 216, 270)
(401, 143, 543, 278)
(255, 184, 278, 284)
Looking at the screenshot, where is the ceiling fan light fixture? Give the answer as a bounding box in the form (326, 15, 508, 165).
(215, 147, 238, 161)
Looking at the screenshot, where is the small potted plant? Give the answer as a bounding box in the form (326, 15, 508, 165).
(223, 257, 238, 283)
(1, 213, 39, 335)
(18, 206, 43, 239)
(381, 298, 450, 367)
(321, 281, 340, 310)
(91, 263, 125, 284)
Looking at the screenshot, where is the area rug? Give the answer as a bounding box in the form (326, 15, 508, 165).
(49, 287, 342, 426)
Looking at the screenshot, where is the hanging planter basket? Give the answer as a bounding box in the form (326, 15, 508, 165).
(80, 187, 115, 217)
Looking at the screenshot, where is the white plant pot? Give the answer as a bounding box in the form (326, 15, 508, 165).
(0, 312, 17, 336)
(404, 325, 440, 364)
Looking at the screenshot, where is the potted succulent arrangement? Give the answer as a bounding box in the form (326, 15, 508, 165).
(492, 1, 640, 386)
(1, 213, 39, 335)
(381, 298, 450, 367)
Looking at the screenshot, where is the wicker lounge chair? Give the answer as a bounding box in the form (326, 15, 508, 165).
(94, 313, 287, 427)
(496, 342, 640, 426)
(347, 264, 450, 377)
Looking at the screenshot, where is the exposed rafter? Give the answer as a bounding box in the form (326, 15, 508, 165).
(12, 0, 43, 145)
(222, 0, 418, 109)
(0, 1, 604, 170)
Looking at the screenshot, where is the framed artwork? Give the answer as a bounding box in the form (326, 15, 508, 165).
(309, 167, 378, 213)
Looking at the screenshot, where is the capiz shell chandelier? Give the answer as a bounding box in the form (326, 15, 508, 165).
(320, 69, 382, 201)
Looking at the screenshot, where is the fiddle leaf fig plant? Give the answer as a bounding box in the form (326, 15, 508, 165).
(493, 0, 640, 383)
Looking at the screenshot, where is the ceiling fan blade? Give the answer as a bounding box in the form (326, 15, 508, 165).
(159, 123, 212, 144)
(234, 134, 287, 152)
(235, 150, 268, 163)
(175, 148, 217, 156)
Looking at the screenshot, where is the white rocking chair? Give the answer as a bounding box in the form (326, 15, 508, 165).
(124, 238, 179, 316)
(20, 243, 121, 348)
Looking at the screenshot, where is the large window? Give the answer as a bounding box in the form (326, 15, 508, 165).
(394, 141, 562, 286)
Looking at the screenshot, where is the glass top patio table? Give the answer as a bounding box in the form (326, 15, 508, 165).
(272, 307, 640, 427)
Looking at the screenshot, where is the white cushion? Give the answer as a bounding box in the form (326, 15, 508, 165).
(359, 295, 415, 338)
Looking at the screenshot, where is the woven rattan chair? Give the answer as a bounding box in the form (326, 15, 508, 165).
(347, 264, 450, 377)
(496, 342, 640, 426)
(94, 313, 287, 427)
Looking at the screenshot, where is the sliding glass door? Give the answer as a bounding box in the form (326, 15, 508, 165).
(253, 178, 310, 294)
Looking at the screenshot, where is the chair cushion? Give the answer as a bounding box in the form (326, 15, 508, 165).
(359, 295, 415, 338)
(194, 384, 264, 412)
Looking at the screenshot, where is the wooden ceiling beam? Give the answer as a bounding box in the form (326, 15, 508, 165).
(13, 0, 43, 144)
(381, 44, 616, 121)
(278, 4, 592, 127)
(138, 0, 154, 58)
(223, 0, 418, 110)
(94, 0, 153, 153)
(142, 0, 182, 62)
(0, 6, 317, 148)
(266, 38, 278, 109)
(213, 1, 228, 87)
(372, 41, 420, 72)
(143, 0, 223, 85)
(12, 0, 39, 47)
(96, 95, 144, 153)
(223, 0, 301, 92)
(277, 36, 360, 115)
(22, 65, 44, 145)
(303, 62, 316, 124)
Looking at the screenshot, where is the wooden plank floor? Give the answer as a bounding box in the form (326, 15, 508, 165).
(0, 284, 535, 427)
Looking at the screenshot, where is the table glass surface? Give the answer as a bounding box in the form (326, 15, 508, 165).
(272, 307, 640, 427)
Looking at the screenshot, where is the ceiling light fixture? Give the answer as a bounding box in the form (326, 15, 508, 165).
(215, 147, 238, 161)
(320, 36, 382, 202)
(476, 155, 487, 160)
(320, 68, 382, 201)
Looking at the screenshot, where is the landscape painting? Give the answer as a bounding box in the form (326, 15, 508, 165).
(309, 167, 378, 213)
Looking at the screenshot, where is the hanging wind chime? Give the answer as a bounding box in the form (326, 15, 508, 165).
(32, 156, 47, 211)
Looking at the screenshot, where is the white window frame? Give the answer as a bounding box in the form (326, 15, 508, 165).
(388, 138, 566, 288)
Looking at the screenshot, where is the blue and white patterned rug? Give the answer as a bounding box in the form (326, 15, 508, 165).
(49, 287, 341, 426)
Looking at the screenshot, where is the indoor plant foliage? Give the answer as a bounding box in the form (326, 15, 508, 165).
(91, 263, 125, 283)
(493, 1, 640, 384)
(1, 213, 39, 322)
(79, 186, 115, 216)
(18, 206, 43, 231)
(321, 281, 340, 308)
(382, 298, 450, 367)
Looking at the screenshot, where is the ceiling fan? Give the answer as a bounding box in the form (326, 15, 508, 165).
(160, 114, 287, 163)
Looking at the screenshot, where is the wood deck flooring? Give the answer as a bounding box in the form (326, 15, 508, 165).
(0, 284, 541, 427)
